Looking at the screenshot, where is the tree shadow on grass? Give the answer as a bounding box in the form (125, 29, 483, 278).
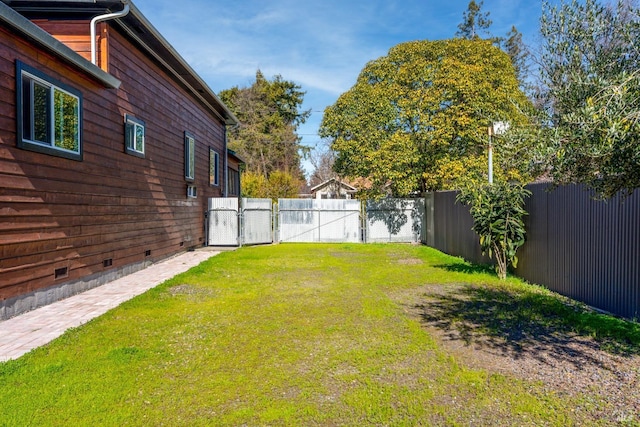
(416, 264, 640, 369)
(436, 262, 495, 276)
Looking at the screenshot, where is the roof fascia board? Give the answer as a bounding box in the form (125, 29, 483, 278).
(120, 2, 238, 126)
(0, 1, 121, 89)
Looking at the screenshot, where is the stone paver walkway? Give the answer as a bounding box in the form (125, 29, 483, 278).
(0, 249, 221, 362)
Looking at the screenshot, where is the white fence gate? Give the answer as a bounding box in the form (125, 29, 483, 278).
(208, 198, 273, 246)
(277, 199, 362, 243)
(365, 198, 425, 243)
(241, 198, 273, 245)
(207, 198, 239, 246)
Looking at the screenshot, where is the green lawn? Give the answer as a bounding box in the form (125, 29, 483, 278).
(1, 244, 638, 426)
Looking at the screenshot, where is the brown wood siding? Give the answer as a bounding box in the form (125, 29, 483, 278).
(31, 20, 109, 71)
(31, 20, 92, 61)
(0, 22, 227, 301)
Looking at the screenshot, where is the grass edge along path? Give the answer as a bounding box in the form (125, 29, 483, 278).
(1, 244, 638, 426)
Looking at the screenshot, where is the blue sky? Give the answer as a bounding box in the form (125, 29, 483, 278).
(133, 0, 555, 176)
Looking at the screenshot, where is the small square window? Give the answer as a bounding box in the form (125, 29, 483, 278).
(125, 114, 145, 157)
(209, 148, 219, 186)
(185, 131, 195, 181)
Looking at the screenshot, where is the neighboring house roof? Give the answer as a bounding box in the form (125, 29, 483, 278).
(1, 0, 238, 126)
(310, 178, 357, 194)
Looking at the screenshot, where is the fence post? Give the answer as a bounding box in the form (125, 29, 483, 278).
(424, 192, 434, 246)
(203, 209, 209, 247)
(237, 199, 243, 248)
(273, 201, 279, 244)
(317, 204, 321, 243)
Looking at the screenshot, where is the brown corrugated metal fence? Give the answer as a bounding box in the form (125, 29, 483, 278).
(429, 183, 640, 320)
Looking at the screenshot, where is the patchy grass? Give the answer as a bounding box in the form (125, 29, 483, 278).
(432, 261, 640, 355)
(0, 244, 638, 426)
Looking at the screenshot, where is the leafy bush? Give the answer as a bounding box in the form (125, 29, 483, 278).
(241, 169, 301, 201)
(241, 170, 268, 198)
(457, 182, 531, 279)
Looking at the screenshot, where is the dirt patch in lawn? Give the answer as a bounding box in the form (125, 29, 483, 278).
(392, 284, 640, 425)
(396, 257, 423, 265)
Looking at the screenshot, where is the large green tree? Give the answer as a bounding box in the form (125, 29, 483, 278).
(219, 71, 311, 178)
(320, 39, 533, 197)
(539, 0, 640, 199)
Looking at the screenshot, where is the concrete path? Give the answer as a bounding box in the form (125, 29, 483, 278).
(0, 249, 221, 362)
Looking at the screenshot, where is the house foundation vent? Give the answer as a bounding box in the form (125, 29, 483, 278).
(54, 267, 68, 280)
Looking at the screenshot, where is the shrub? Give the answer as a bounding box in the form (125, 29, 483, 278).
(457, 182, 531, 279)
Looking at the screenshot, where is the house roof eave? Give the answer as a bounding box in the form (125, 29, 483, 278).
(115, 1, 238, 126)
(226, 149, 246, 164)
(2, 0, 238, 126)
(0, 1, 122, 89)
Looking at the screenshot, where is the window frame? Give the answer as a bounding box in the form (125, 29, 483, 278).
(124, 114, 145, 157)
(16, 61, 83, 161)
(209, 148, 219, 187)
(184, 131, 195, 182)
(228, 167, 240, 196)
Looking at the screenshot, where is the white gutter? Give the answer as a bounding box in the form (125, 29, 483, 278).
(91, 1, 130, 65)
(223, 126, 228, 197)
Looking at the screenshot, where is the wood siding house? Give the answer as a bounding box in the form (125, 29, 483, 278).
(0, 0, 238, 319)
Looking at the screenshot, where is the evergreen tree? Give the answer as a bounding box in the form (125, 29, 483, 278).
(219, 71, 311, 179)
(503, 25, 529, 87)
(456, 0, 492, 39)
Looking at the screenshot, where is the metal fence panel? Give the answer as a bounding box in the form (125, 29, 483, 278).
(428, 184, 640, 320)
(432, 191, 488, 264)
(278, 199, 318, 242)
(207, 198, 239, 246)
(535, 184, 640, 319)
(366, 198, 425, 243)
(278, 199, 361, 243)
(242, 198, 272, 245)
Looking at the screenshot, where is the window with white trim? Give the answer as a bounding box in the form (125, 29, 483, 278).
(209, 148, 219, 186)
(16, 61, 82, 161)
(125, 114, 145, 157)
(185, 131, 195, 181)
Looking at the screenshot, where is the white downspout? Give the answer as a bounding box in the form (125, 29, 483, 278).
(91, 1, 130, 65)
